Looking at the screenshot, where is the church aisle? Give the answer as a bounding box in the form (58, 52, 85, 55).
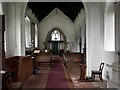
(46, 56, 69, 89)
(22, 55, 107, 89)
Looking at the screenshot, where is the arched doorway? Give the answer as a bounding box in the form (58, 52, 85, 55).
(45, 27, 67, 55)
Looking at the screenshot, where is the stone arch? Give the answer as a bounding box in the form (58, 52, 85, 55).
(20, 1, 29, 55)
(44, 27, 68, 50)
(45, 27, 67, 43)
(21, 0, 38, 55)
(80, 1, 89, 76)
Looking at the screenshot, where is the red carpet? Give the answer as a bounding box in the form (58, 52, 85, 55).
(46, 56, 69, 89)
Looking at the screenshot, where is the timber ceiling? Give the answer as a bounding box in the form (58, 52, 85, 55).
(27, 2, 84, 22)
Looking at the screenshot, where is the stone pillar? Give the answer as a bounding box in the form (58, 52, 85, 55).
(4, 2, 26, 56)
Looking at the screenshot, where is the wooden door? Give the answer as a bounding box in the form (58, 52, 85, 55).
(52, 42, 58, 55)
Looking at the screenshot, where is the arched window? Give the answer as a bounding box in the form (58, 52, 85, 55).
(51, 30, 60, 41)
(35, 24, 38, 47)
(104, 3, 115, 51)
(25, 15, 31, 47)
(0, 2, 3, 15)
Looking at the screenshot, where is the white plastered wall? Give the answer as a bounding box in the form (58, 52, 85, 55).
(83, 2, 116, 81)
(25, 8, 39, 49)
(2, 1, 117, 81)
(25, 16, 31, 47)
(74, 9, 86, 52)
(83, 2, 104, 77)
(102, 2, 116, 81)
(2, 1, 39, 56)
(38, 8, 75, 51)
(25, 7, 38, 24)
(104, 2, 115, 52)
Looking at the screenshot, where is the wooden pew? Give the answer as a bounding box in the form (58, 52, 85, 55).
(5, 56, 21, 82)
(63, 52, 85, 68)
(18, 56, 33, 83)
(36, 52, 52, 67)
(4, 56, 33, 88)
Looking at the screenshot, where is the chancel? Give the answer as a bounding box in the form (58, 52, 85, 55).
(0, 1, 120, 89)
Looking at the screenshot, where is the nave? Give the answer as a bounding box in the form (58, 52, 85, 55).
(1, 1, 120, 89)
(4, 55, 107, 89)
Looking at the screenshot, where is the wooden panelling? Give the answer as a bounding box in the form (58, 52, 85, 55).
(63, 52, 85, 68)
(36, 52, 52, 67)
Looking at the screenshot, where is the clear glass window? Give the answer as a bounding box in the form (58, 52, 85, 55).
(51, 30, 60, 41)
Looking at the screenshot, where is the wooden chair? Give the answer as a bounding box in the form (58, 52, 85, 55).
(92, 62, 104, 82)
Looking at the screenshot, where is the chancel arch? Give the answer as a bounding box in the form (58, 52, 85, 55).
(44, 27, 68, 55)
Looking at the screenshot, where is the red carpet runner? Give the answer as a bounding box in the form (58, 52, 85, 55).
(46, 56, 69, 89)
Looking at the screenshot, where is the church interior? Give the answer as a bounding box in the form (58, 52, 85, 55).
(0, 0, 120, 89)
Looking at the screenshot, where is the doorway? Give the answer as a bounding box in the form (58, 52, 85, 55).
(45, 27, 67, 56)
(52, 41, 58, 55)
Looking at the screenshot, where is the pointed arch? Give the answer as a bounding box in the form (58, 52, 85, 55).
(45, 27, 67, 43)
